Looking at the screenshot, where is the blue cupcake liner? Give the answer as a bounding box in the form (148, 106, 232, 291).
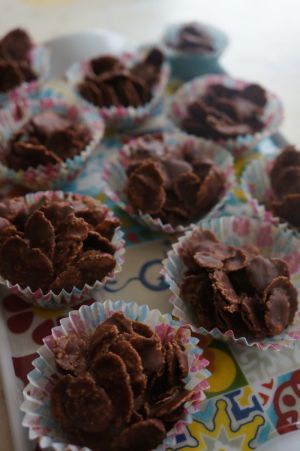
(161, 22, 228, 80)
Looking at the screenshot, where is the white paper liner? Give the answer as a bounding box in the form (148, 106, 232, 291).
(0, 191, 125, 309)
(162, 215, 300, 350)
(21, 299, 210, 450)
(0, 89, 105, 190)
(0, 44, 50, 106)
(102, 132, 236, 234)
(66, 49, 170, 130)
(167, 74, 283, 158)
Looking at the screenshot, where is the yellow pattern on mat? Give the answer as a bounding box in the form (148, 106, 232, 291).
(188, 399, 264, 451)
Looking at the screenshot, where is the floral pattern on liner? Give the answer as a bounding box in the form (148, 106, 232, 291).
(0, 89, 105, 190)
(21, 299, 210, 451)
(0, 191, 125, 310)
(0, 44, 50, 106)
(66, 50, 170, 130)
(162, 215, 300, 350)
(167, 74, 283, 158)
(102, 133, 235, 234)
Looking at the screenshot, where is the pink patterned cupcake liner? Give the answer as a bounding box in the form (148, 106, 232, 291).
(102, 132, 236, 234)
(162, 215, 300, 350)
(66, 49, 170, 130)
(167, 74, 283, 158)
(0, 89, 105, 190)
(0, 191, 125, 309)
(21, 299, 210, 450)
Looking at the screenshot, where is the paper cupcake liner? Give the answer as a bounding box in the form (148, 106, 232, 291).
(21, 299, 210, 450)
(0, 191, 125, 309)
(66, 49, 170, 130)
(102, 132, 236, 234)
(240, 152, 292, 224)
(161, 22, 228, 81)
(0, 88, 105, 190)
(161, 215, 300, 350)
(0, 44, 50, 106)
(167, 74, 283, 158)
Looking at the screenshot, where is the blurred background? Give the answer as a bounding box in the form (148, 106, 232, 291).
(0, 0, 299, 141)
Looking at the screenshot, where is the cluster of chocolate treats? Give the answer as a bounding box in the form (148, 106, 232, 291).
(1, 110, 91, 171)
(51, 311, 191, 451)
(78, 48, 164, 108)
(181, 83, 267, 139)
(269, 146, 300, 227)
(0, 28, 37, 93)
(166, 22, 215, 53)
(125, 135, 225, 226)
(179, 229, 297, 338)
(0, 194, 120, 293)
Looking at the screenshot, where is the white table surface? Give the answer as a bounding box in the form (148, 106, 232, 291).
(0, 0, 300, 449)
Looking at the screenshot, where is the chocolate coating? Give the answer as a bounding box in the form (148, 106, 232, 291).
(0, 194, 120, 293)
(166, 22, 215, 54)
(78, 47, 164, 109)
(180, 82, 267, 139)
(179, 229, 297, 338)
(269, 146, 300, 227)
(0, 28, 37, 92)
(51, 312, 191, 451)
(125, 135, 225, 226)
(3, 110, 91, 171)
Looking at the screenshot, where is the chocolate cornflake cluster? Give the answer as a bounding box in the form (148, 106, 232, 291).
(0, 194, 120, 293)
(125, 135, 225, 226)
(0, 28, 37, 93)
(51, 311, 191, 451)
(78, 48, 164, 109)
(2, 110, 91, 171)
(166, 22, 214, 53)
(269, 146, 300, 227)
(181, 83, 267, 139)
(179, 229, 298, 338)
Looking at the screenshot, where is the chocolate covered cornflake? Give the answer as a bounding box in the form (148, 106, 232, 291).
(51, 312, 191, 451)
(0, 194, 120, 293)
(125, 135, 225, 226)
(180, 82, 267, 140)
(78, 47, 164, 109)
(179, 229, 297, 338)
(269, 146, 300, 227)
(3, 110, 91, 171)
(0, 28, 37, 92)
(166, 22, 215, 54)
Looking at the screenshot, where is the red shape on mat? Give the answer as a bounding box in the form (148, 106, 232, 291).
(262, 379, 274, 390)
(32, 320, 54, 345)
(12, 353, 37, 386)
(259, 392, 269, 406)
(7, 311, 33, 334)
(2, 295, 30, 313)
